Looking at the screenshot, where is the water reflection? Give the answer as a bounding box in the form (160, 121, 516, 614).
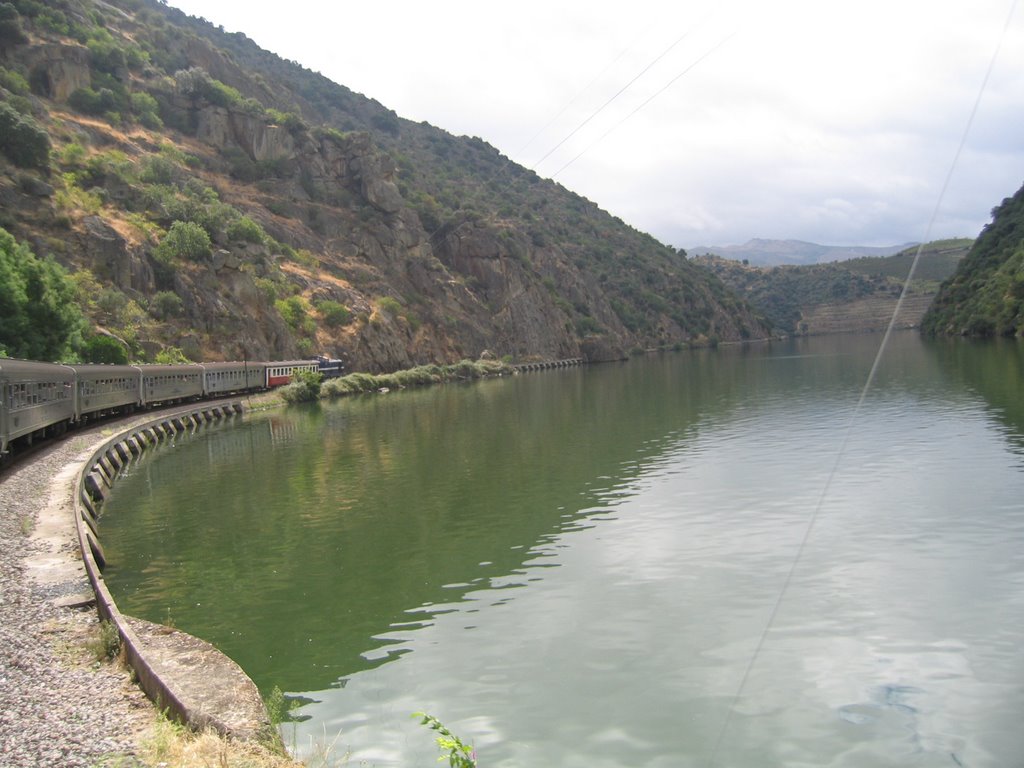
(101, 333, 1024, 766)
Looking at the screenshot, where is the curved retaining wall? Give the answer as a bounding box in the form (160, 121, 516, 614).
(512, 357, 585, 373)
(72, 402, 271, 741)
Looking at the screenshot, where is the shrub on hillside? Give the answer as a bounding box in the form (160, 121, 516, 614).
(316, 299, 351, 328)
(225, 215, 266, 244)
(0, 66, 29, 95)
(130, 91, 162, 129)
(149, 290, 183, 319)
(81, 334, 128, 364)
(0, 100, 48, 169)
(0, 3, 28, 48)
(155, 220, 211, 262)
(68, 86, 123, 116)
(154, 346, 190, 364)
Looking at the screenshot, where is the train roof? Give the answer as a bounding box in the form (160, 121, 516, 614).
(0, 358, 75, 380)
(63, 364, 141, 377)
(199, 361, 267, 371)
(134, 364, 204, 375)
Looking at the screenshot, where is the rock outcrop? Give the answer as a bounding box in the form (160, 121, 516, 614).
(0, 0, 773, 371)
(23, 43, 91, 102)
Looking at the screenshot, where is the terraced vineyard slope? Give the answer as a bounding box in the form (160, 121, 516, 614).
(695, 240, 971, 335)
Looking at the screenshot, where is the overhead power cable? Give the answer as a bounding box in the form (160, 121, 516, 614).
(705, 1, 1019, 765)
(511, 20, 658, 166)
(531, 15, 711, 172)
(551, 30, 738, 179)
(422, 12, 710, 247)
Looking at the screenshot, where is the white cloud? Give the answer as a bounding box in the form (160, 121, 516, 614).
(167, 0, 1024, 248)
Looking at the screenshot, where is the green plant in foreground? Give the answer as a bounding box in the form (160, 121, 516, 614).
(87, 620, 120, 662)
(415, 712, 477, 768)
(264, 685, 301, 727)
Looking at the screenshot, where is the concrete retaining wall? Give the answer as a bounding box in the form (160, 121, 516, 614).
(72, 402, 271, 741)
(512, 357, 585, 373)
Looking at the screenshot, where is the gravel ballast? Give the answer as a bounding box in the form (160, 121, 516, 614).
(0, 427, 153, 767)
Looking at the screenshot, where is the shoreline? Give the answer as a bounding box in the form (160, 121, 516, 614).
(0, 357, 594, 765)
(0, 407, 304, 767)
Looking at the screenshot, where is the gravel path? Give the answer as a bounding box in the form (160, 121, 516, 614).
(0, 425, 154, 767)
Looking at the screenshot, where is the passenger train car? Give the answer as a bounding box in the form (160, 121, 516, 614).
(0, 356, 341, 462)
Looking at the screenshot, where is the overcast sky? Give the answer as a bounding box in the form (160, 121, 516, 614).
(164, 0, 1022, 250)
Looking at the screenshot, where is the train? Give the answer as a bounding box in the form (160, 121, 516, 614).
(0, 356, 343, 461)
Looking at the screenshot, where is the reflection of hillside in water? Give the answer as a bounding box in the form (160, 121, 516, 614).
(103, 350, 773, 692)
(927, 336, 1024, 456)
(100, 332, 1014, 697)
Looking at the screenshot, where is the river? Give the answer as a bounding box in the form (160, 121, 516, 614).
(101, 332, 1024, 767)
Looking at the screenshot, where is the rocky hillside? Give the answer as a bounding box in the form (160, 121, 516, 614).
(695, 240, 969, 335)
(922, 182, 1024, 337)
(0, 0, 769, 370)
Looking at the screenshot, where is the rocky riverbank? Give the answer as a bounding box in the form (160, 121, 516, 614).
(0, 425, 153, 767)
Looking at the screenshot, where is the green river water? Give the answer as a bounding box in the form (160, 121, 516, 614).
(101, 333, 1024, 767)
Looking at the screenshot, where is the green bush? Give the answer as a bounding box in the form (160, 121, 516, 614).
(279, 369, 322, 403)
(149, 290, 183, 319)
(79, 149, 133, 188)
(139, 154, 179, 186)
(68, 86, 124, 117)
(0, 3, 28, 48)
(155, 220, 212, 262)
(153, 181, 235, 239)
(254, 276, 280, 303)
(275, 295, 307, 329)
(0, 66, 30, 95)
(225, 215, 266, 244)
(377, 296, 402, 317)
(86, 35, 126, 76)
(316, 126, 350, 144)
(81, 334, 128, 364)
(154, 346, 190, 364)
(316, 299, 351, 328)
(320, 376, 362, 397)
(96, 287, 128, 318)
(265, 108, 305, 133)
(130, 91, 162, 128)
(59, 141, 86, 168)
(222, 146, 258, 181)
(320, 360, 509, 400)
(0, 101, 49, 169)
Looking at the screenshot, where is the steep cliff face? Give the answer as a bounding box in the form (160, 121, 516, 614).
(22, 42, 91, 101)
(0, 0, 771, 369)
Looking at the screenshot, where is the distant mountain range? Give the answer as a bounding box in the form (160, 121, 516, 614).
(688, 239, 918, 267)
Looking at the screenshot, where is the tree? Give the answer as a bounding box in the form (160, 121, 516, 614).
(81, 334, 129, 364)
(0, 228, 85, 360)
